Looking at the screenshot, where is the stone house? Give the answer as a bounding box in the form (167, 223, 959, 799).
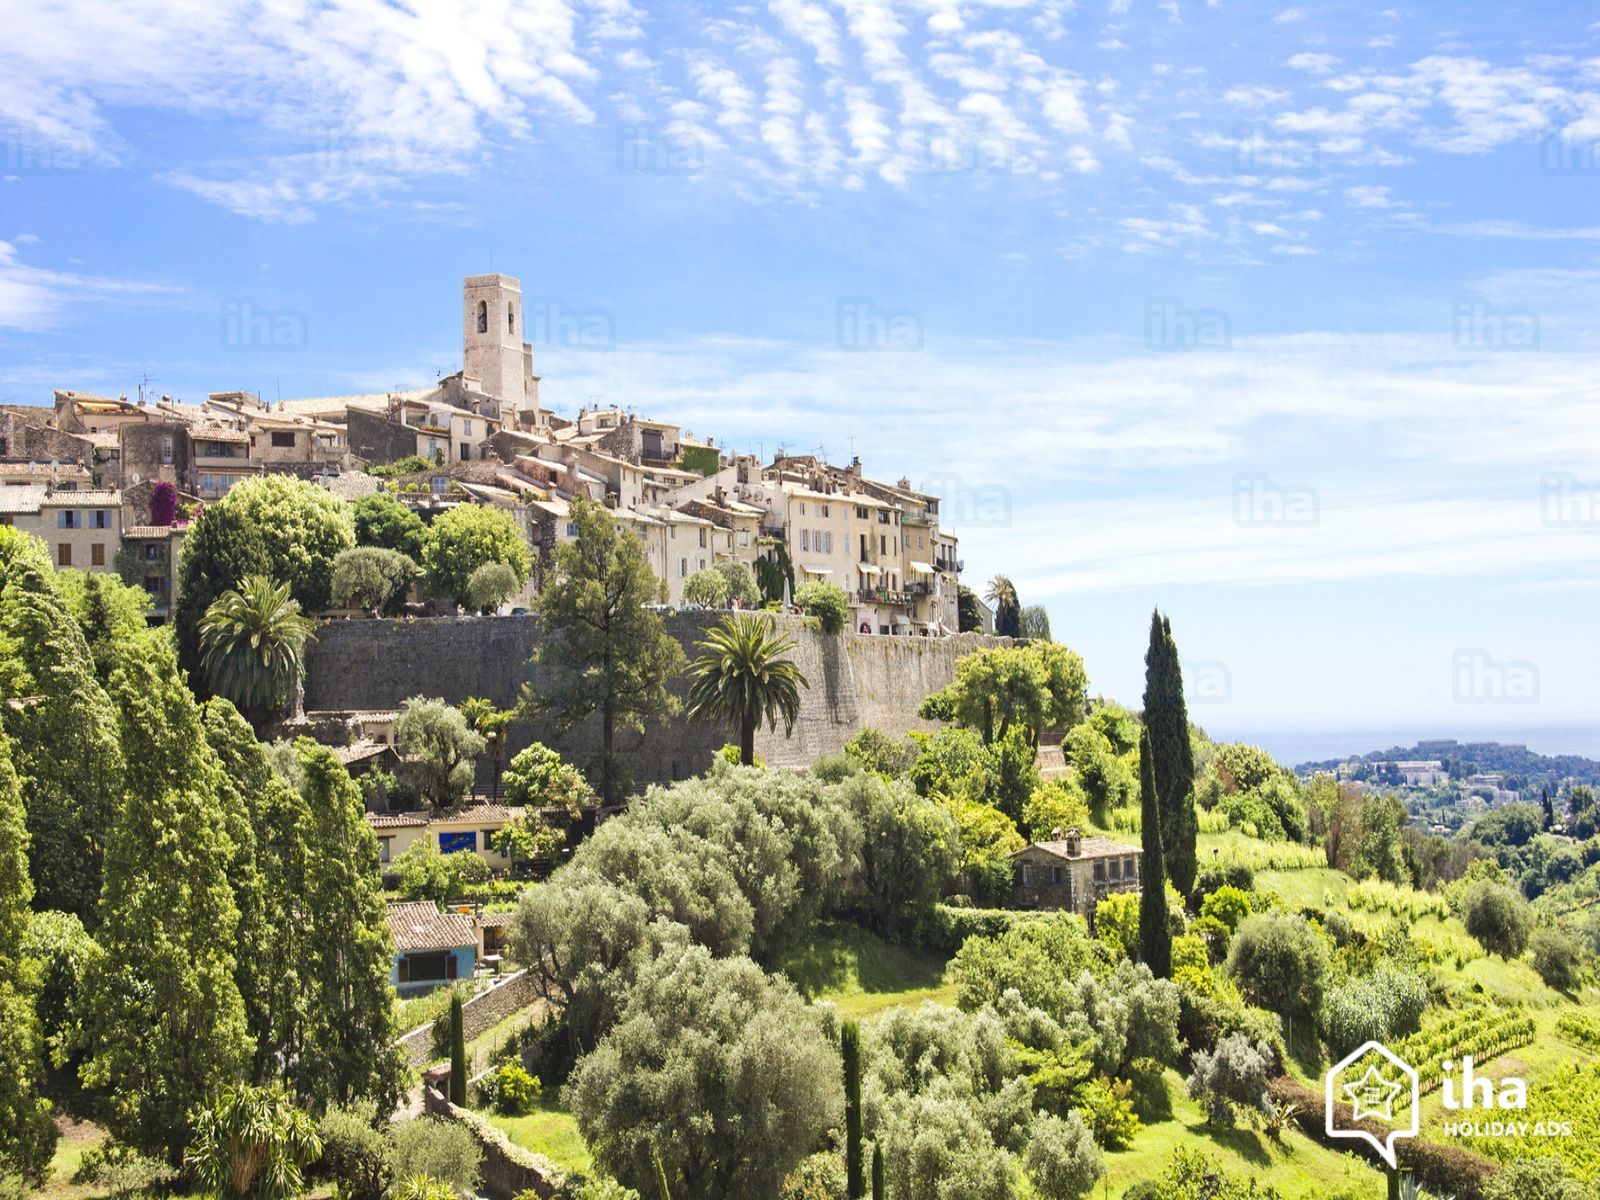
(368, 803, 527, 869)
(1009, 827, 1142, 917)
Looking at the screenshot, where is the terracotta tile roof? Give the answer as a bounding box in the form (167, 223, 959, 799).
(1016, 835, 1142, 862)
(0, 485, 46, 514)
(366, 804, 524, 829)
(335, 739, 398, 765)
(124, 524, 184, 539)
(367, 810, 429, 829)
(386, 902, 478, 952)
(40, 489, 120, 506)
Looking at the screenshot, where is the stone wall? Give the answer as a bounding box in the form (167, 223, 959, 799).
(394, 969, 541, 1068)
(421, 1081, 568, 1199)
(303, 614, 1006, 785)
(348, 407, 420, 465)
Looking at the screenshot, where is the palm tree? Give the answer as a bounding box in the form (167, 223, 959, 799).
(199, 574, 315, 731)
(985, 574, 1020, 638)
(686, 614, 809, 766)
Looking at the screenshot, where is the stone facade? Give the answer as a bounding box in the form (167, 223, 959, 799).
(1010, 831, 1142, 918)
(302, 614, 1009, 784)
(347, 407, 421, 465)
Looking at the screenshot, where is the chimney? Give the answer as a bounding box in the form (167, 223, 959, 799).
(1064, 827, 1082, 857)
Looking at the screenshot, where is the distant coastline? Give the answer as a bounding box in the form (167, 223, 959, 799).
(1208, 724, 1600, 771)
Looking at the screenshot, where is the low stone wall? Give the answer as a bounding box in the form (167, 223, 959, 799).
(303, 613, 1007, 787)
(421, 1079, 569, 1199)
(395, 969, 541, 1068)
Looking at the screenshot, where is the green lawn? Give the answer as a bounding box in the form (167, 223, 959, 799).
(1103, 1071, 1386, 1200)
(484, 1093, 593, 1175)
(776, 920, 957, 1019)
(41, 1122, 109, 1200)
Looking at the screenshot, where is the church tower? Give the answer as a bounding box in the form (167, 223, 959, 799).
(463, 274, 530, 405)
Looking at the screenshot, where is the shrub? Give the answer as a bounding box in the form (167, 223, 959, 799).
(794, 580, 849, 634)
(1460, 881, 1533, 959)
(1530, 928, 1584, 992)
(331, 546, 419, 614)
(779, 1152, 846, 1200)
(389, 1119, 481, 1195)
(1024, 1110, 1103, 1200)
(317, 1104, 392, 1200)
(71, 1143, 177, 1197)
(396, 839, 491, 903)
(501, 742, 593, 810)
(391, 1176, 459, 1200)
(1322, 961, 1430, 1058)
(843, 727, 918, 778)
(480, 1062, 542, 1116)
(1025, 779, 1089, 841)
(1481, 1154, 1595, 1200)
(1076, 1078, 1141, 1150)
(1185, 1034, 1271, 1129)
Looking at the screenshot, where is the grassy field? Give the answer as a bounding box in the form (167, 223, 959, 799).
(485, 1093, 593, 1175)
(776, 920, 958, 1018)
(1102, 1071, 1387, 1200)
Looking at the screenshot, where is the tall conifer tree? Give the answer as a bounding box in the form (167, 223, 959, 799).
(1138, 727, 1171, 978)
(1142, 610, 1197, 894)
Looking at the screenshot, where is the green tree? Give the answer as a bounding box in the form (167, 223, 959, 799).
(0, 730, 57, 1185)
(460, 698, 515, 800)
(525, 497, 686, 804)
(754, 546, 794, 606)
(1225, 912, 1327, 1021)
(686, 614, 809, 766)
(1530, 927, 1584, 991)
(185, 1082, 321, 1200)
(87, 635, 253, 1165)
(1459, 881, 1533, 959)
(395, 697, 485, 809)
(466, 562, 519, 614)
(393, 839, 489, 903)
(422, 505, 530, 609)
(1353, 794, 1406, 884)
(871, 1143, 884, 1200)
(1139, 728, 1171, 978)
(842, 1021, 864, 1199)
(568, 939, 842, 1200)
(794, 579, 849, 634)
(956, 586, 981, 633)
(173, 502, 273, 684)
(1095, 892, 1141, 960)
(0, 530, 123, 921)
(448, 995, 467, 1107)
(500, 741, 594, 810)
(1018, 604, 1052, 642)
(352, 493, 426, 560)
(941, 643, 1087, 747)
(683, 568, 731, 608)
(53, 569, 151, 678)
(293, 743, 404, 1112)
(200, 575, 316, 730)
(985, 575, 1020, 638)
(330, 546, 418, 615)
(1142, 610, 1197, 894)
(711, 561, 761, 608)
(841, 773, 961, 931)
(1024, 1111, 1102, 1200)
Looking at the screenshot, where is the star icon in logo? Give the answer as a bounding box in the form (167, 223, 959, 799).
(1343, 1064, 1404, 1121)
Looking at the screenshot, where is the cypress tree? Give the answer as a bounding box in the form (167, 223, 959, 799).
(1138, 727, 1171, 978)
(1142, 610, 1197, 894)
(871, 1141, 884, 1200)
(87, 634, 251, 1165)
(0, 729, 58, 1184)
(843, 1020, 864, 1198)
(448, 993, 467, 1108)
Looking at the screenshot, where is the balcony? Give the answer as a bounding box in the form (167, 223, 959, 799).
(902, 510, 935, 527)
(858, 588, 911, 606)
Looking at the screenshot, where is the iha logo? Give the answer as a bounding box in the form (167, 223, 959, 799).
(1326, 1041, 1418, 1168)
(1328, 1043, 1564, 1159)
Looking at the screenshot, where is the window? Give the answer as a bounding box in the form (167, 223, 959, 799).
(1093, 861, 1106, 882)
(160, 436, 174, 464)
(397, 951, 457, 984)
(566, 522, 579, 538)
(460, 444, 470, 460)
(378, 836, 393, 864)
(822, 503, 830, 517)
(1125, 856, 1137, 879)
(1051, 865, 1064, 885)
(477, 300, 488, 333)
(798, 502, 806, 515)
(801, 529, 810, 552)
(58, 510, 79, 529)
(879, 534, 886, 554)
(1109, 859, 1122, 881)
(269, 430, 295, 448)
(57, 543, 71, 567)
(1020, 862, 1033, 885)
(679, 557, 688, 577)
(0, 517, 11, 527)
(91, 543, 105, 567)
(508, 302, 516, 333)
(90, 509, 109, 529)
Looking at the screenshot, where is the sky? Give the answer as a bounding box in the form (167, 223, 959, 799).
(1, 0, 1598, 758)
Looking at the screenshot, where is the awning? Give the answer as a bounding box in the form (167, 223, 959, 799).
(800, 564, 833, 575)
(909, 561, 935, 575)
(858, 564, 883, 576)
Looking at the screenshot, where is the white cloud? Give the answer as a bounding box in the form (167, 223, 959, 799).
(1344, 184, 1393, 207)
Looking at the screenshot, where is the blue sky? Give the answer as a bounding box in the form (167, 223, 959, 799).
(2, 0, 1598, 755)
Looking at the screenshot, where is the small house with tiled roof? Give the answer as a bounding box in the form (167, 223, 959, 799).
(368, 803, 527, 869)
(386, 901, 480, 995)
(1009, 827, 1142, 917)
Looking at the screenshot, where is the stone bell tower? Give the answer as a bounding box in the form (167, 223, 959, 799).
(463, 274, 531, 406)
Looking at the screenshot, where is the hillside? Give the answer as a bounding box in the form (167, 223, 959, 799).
(1296, 739, 1600, 789)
